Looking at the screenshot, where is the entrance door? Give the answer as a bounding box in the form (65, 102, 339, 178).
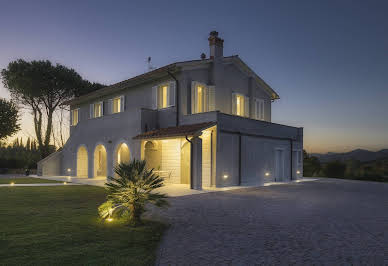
(181, 141, 190, 184)
(275, 149, 284, 181)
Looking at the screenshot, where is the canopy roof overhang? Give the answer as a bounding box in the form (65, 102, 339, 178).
(133, 122, 216, 140)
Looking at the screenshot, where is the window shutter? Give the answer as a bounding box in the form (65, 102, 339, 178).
(152, 85, 158, 109)
(108, 99, 113, 114)
(254, 99, 258, 119)
(70, 110, 73, 125)
(100, 101, 104, 116)
(261, 100, 265, 120)
(244, 96, 250, 117)
(208, 85, 215, 111)
(169, 81, 176, 107)
(90, 104, 94, 118)
(232, 93, 237, 115)
(120, 95, 125, 112)
(191, 81, 197, 114)
(260, 100, 265, 120)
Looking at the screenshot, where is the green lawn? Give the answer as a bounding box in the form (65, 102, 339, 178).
(0, 186, 167, 265)
(0, 177, 63, 184)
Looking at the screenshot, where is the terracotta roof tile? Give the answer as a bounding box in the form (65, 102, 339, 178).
(133, 122, 216, 139)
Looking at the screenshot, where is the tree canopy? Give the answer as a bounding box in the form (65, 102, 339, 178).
(1, 59, 105, 158)
(0, 98, 20, 140)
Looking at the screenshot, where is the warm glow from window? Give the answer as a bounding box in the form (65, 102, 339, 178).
(113, 97, 121, 113)
(236, 95, 244, 116)
(158, 85, 169, 109)
(162, 86, 168, 108)
(94, 103, 102, 117)
(71, 109, 79, 126)
(197, 86, 203, 112)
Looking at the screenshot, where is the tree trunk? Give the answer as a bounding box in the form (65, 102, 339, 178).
(129, 203, 143, 227)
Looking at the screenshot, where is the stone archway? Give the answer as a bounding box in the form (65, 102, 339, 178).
(76, 146, 88, 177)
(94, 144, 107, 177)
(115, 143, 131, 165)
(144, 141, 161, 170)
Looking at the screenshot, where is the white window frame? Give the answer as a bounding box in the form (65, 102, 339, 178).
(254, 98, 265, 121)
(71, 108, 79, 126)
(191, 81, 215, 114)
(232, 92, 249, 117)
(90, 101, 103, 119)
(111, 95, 125, 114)
(152, 81, 176, 110)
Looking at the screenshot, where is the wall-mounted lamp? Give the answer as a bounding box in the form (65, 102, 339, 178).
(10, 182, 15, 186)
(265, 172, 270, 177)
(296, 170, 301, 174)
(67, 168, 71, 173)
(223, 174, 228, 179)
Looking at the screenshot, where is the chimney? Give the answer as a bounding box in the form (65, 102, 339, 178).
(208, 31, 224, 59)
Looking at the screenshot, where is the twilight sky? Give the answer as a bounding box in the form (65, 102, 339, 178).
(0, 0, 387, 153)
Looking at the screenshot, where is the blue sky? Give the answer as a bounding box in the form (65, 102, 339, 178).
(0, 0, 387, 153)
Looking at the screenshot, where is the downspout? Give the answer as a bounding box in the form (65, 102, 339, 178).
(167, 70, 179, 127)
(185, 135, 193, 189)
(238, 133, 242, 185)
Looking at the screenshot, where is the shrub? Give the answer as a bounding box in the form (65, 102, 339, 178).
(324, 161, 346, 178)
(98, 159, 168, 226)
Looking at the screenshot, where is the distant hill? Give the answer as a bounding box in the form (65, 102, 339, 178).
(311, 149, 388, 163)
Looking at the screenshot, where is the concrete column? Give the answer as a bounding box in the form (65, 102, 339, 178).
(191, 136, 202, 190)
(88, 147, 94, 178)
(107, 145, 114, 178)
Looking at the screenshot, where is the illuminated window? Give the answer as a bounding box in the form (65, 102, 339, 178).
(113, 97, 121, 113)
(233, 93, 249, 117)
(94, 103, 102, 118)
(197, 86, 203, 112)
(192, 82, 214, 114)
(71, 109, 79, 126)
(157, 85, 170, 109)
(236, 94, 245, 116)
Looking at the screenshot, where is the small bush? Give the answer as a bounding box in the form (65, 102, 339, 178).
(324, 161, 346, 178)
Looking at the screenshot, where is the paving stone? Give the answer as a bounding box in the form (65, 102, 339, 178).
(148, 178, 388, 265)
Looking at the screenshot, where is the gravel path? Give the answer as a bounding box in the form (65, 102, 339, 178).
(150, 178, 388, 265)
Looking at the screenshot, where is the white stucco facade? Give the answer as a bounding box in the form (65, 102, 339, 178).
(38, 31, 303, 188)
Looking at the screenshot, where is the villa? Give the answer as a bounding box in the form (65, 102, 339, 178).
(38, 31, 303, 189)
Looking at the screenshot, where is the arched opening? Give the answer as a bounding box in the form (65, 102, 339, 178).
(76, 146, 88, 177)
(144, 141, 161, 170)
(94, 144, 107, 177)
(115, 143, 130, 165)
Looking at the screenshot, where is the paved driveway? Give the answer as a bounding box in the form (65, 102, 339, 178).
(150, 178, 388, 265)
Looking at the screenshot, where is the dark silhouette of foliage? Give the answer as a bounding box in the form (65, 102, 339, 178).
(1, 59, 105, 159)
(323, 161, 347, 178)
(0, 98, 20, 140)
(0, 137, 50, 172)
(303, 150, 321, 177)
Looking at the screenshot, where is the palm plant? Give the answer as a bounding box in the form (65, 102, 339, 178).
(98, 159, 168, 226)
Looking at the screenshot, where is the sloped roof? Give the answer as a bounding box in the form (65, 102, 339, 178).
(133, 122, 216, 140)
(64, 55, 279, 106)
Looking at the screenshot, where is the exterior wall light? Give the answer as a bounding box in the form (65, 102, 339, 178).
(10, 182, 15, 186)
(223, 174, 228, 179)
(67, 168, 71, 173)
(63, 182, 67, 185)
(106, 218, 113, 222)
(265, 172, 270, 176)
(296, 170, 301, 174)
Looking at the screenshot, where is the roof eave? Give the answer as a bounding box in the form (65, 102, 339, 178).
(63, 63, 181, 106)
